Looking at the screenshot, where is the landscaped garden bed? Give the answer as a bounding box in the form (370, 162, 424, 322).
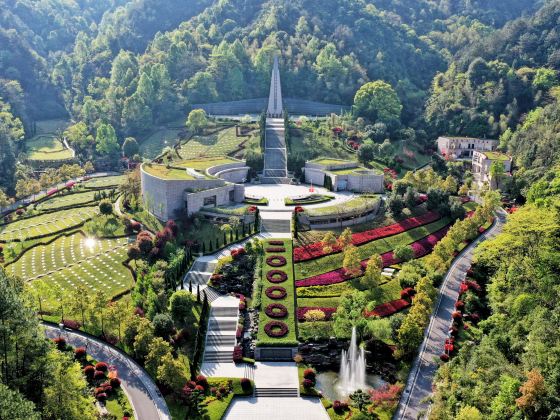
(257, 239, 298, 346)
(285, 194, 334, 206)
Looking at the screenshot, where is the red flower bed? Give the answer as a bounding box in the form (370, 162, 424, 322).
(266, 270, 288, 283)
(264, 321, 289, 337)
(268, 240, 284, 246)
(297, 307, 336, 321)
(265, 286, 287, 300)
(295, 225, 451, 287)
(293, 211, 441, 262)
(265, 303, 288, 318)
(266, 255, 287, 267)
(364, 299, 410, 318)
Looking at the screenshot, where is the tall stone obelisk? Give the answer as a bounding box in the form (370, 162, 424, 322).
(267, 56, 283, 118)
(262, 56, 289, 183)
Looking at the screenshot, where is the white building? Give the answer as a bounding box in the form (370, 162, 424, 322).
(304, 158, 384, 193)
(437, 136, 498, 160)
(472, 150, 512, 190)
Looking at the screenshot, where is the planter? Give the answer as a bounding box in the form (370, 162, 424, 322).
(264, 321, 289, 338)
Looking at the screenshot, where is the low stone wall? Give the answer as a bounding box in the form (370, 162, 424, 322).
(215, 166, 250, 183)
(346, 173, 384, 193)
(299, 198, 381, 229)
(184, 184, 245, 216)
(206, 160, 247, 177)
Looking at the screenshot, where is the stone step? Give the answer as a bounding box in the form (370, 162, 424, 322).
(254, 388, 299, 397)
(206, 335, 236, 346)
(185, 271, 211, 285)
(208, 320, 238, 331)
(191, 260, 217, 273)
(211, 306, 239, 317)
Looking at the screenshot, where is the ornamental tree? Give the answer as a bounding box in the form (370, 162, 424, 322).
(322, 231, 338, 253)
(353, 80, 402, 123)
(360, 254, 382, 291)
(343, 245, 362, 276)
(338, 227, 353, 249)
(186, 109, 208, 134)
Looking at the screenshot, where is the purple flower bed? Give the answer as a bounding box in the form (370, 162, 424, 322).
(266, 255, 287, 267)
(264, 321, 289, 337)
(266, 270, 288, 283)
(265, 303, 288, 318)
(265, 286, 287, 300)
(266, 247, 286, 253)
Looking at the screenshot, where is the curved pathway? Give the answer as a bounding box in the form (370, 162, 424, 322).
(42, 323, 170, 420)
(394, 209, 507, 420)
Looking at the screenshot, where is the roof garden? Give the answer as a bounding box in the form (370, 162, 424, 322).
(482, 151, 511, 161)
(327, 166, 382, 175)
(143, 157, 239, 180)
(310, 158, 355, 166)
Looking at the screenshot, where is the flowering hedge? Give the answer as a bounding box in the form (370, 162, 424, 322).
(295, 226, 451, 287)
(265, 286, 287, 300)
(293, 211, 441, 262)
(266, 270, 288, 283)
(265, 303, 288, 318)
(297, 307, 337, 322)
(266, 255, 287, 267)
(264, 321, 289, 337)
(364, 299, 411, 318)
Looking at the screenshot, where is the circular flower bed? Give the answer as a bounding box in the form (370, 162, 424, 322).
(265, 286, 287, 300)
(265, 303, 288, 318)
(266, 255, 287, 267)
(266, 270, 288, 283)
(264, 321, 289, 338)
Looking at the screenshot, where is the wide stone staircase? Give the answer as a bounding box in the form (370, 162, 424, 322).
(261, 218, 291, 234)
(254, 387, 299, 397)
(262, 118, 290, 184)
(202, 303, 239, 364)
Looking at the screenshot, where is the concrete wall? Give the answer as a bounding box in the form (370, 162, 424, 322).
(346, 173, 384, 193)
(215, 167, 250, 183)
(206, 161, 247, 177)
(304, 168, 326, 187)
(299, 198, 381, 229)
(141, 168, 192, 220)
(184, 184, 245, 216)
(255, 346, 298, 361)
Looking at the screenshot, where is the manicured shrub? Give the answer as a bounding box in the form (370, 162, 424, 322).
(297, 307, 336, 322)
(302, 378, 314, 388)
(264, 321, 289, 338)
(266, 270, 288, 283)
(303, 368, 316, 380)
(265, 286, 287, 300)
(268, 241, 284, 246)
(94, 370, 106, 380)
(110, 378, 121, 388)
(233, 346, 243, 363)
(195, 375, 208, 389)
(74, 347, 87, 359)
(239, 300, 246, 311)
(440, 354, 449, 362)
(194, 385, 205, 392)
(266, 255, 287, 267)
(333, 400, 349, 412)
(241, 378, 252, 392)
(265, 303, 288, 318)
(451, 311, 462, 320)
(95, 362, 108, 372)
(364, 299, 411, 318)
(303, 309, 326, 322)
(52, 337, 66, 350)
(84, 365, 95, 378)
(400, 288, 415, 300)
(455, 300, 465, 310)
(265, 247, 286, 253)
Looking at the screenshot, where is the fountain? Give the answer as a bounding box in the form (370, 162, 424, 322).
(337, 327, 367, 395)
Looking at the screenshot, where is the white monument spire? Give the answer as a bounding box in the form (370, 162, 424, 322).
(267, 55, 283, 118)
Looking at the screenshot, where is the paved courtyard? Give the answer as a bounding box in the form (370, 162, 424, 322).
(245, 184, 356, 210)
(224, 396, 330, 420)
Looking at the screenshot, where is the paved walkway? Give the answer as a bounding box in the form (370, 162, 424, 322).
(245, 184, 356, 210)
(394, 209, 507, 419)
(42, 323, 170, 420)
(225, 396, 330, 419)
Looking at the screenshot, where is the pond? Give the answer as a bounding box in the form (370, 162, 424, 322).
(315, 371, 387, 402)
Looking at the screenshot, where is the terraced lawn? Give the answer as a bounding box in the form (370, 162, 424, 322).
(83, 175, 126, 188)
(34, 190, 106, 211)
(295, 217, 452, 279)
(139, 127, 182, 158)
(177, 127, 253, 159)
(8, 233, 129, 280)
(0, 207, 99, 242)
(27, 135, 74, 161)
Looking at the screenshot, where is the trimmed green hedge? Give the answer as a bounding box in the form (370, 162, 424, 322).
(257, 239, 298, 347)
(284, 194, 334, 206)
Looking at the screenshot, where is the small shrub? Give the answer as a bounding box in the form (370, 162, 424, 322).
(195, 375, 208, 389)
(74, 347, 87, 359)
(240, 378, 252, 392)
(303, 368, 316, 380)
(96, 392, 107, 401)
(84, 365, 95, 378)
(52, 337, 66, 350)
(302, 378, 314, 388)
(94, 370, 106, 380)
(110, 378, 121, 388)
(95, 362, 108, 372)
(303, 309, 326, 322)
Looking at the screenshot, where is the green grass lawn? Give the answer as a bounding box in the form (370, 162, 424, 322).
(139, 127, 183, 158)
(7, 232, 129, 281)
(285, 194, 334, 206)
(295, 217, 451, 279)
(296, 276, 401, 303)
(83, 175, 126, 188)
(0, 206, 99, 242)
(27, 135, 74, 161)
(290, 128, 355, 160)
(177, 127, 253, 160)
(305, 195, 380, 216)
(34, 190, 106, 211)
(257, 239, 298, 347)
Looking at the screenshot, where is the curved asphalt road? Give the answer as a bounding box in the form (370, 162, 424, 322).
(43, 323, 170, 420)
(394, 209, 507, 420)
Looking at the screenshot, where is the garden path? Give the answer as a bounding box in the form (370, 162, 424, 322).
(224, 396, 329, 420)
(394, 209, 507, 419)
(42, 323, 170, 420)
